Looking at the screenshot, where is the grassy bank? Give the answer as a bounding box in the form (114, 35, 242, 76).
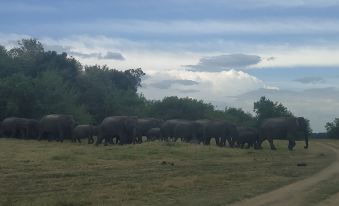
(0, 139, 334, 206)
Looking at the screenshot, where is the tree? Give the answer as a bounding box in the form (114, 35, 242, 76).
(325, 118, 339, 139)
(8, 39, 44, 58)
(0, 39, 145, 123)
(253, 96, 293, 123)
(0, 74, 37, 119)
(148, 96, 214, 120)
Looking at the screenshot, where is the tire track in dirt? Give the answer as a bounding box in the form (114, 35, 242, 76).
(230, 142, 339, 206)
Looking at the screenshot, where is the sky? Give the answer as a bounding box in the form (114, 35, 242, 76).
(1, 0, 339, 132)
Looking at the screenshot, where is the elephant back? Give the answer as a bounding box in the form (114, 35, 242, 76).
(161, 119, 184, 137)
(99, 116, 137, 143)
(39, 114, 76, 134)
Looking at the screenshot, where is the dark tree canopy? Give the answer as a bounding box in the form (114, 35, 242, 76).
(0, 39, 144, 123)
(325, 118, 339, 139)
(254, 96, 293, 122)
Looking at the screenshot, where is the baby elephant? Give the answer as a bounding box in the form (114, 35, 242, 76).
(236, 127, 259, 149)
(146, 128, 162, 141)
(72, 125, 97, 144)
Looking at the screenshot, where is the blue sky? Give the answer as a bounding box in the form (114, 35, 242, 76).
(1, 0, 339, 131)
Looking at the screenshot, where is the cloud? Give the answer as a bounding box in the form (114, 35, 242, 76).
(175, 88, 200, 94)
(186, 54, 261, 72)
(149, 79, 198, 89)
(43, 43, 125, 60)
(266, 57, 276, 61)
(67, 51, 125, 61)
(3, 33, 339, 70)
(37, 18, 339, 36)
(99, 52, 125, 60)
(294, 77, 326, 84)
(140, 69, 267, 103)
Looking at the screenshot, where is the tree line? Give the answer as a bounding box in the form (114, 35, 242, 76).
(0, 39, 313, 134)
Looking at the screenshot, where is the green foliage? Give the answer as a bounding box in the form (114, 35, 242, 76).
(325, 118, 339, 139)
(223, 107, 256, 126)
(254, 96, 293, 122)
(0, 74, 37, 119)
(76, 65, 146, 122)
(0, 39, 143, 123)
(34, 71, 93, 123)
(147, 96, 214, 120)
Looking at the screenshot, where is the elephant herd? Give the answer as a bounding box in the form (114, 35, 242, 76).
(0, 114, 309, 150)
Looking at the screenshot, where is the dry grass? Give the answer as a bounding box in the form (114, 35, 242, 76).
(0, 138, 334, 206)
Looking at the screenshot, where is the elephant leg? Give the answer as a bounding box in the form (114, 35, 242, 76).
(204, 137, 211, 145)
(38, 131, 44, 141)
(256, 137, 265, 149)
(59, 131, 64, 143)
(245, 142, 251, 149)
(227, 137, 233, 147)
(104, 137, 110, 146)
(268, 138, 277, 150)
(221, 137, 226, 147)
(137, 136, 143, 144)
(88, 136, 94, 144)
(95, 135, 104, 146)
(288, 140, 296, 150)
(215, 137, 220, 146)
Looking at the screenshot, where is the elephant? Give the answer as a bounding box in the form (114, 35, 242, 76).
(200, 120, 238, 147)
(258, 117, 309, 150)
(23, 119, 39, 139)
(161, 119, 198, 142)
(72, 125, 97, 144)
(1, 117, 27, 138)
(173, 120, 198, 143)
(96, 116, 137, 146)
(194, 119, 211, 144)
(1, 117, 39, 139)
(236, 127, 259, 149)
(146, 127, 162, 141)
(38, 114, 77, 142)
(160, 119, 179, 142)
(135, 118, 163, 143)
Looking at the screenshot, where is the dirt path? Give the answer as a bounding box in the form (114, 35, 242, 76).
(230, 142, 339, 206)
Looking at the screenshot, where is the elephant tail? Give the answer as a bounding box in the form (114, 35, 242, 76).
(304, 132, 309, 149)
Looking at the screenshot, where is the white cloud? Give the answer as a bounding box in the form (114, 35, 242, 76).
(140, 69, 266, 102)
(2, 33, 339, 70)
(40, 18, 339, 36)
(255, 47, 339, 68)
(149, 79, 198, 89)
(187, 54, 261, 72)
(294, 77, 325, 84)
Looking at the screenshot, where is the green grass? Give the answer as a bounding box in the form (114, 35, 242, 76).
(0, 138, 335, 206)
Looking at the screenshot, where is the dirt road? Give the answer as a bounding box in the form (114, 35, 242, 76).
(230, 142, 339, 206)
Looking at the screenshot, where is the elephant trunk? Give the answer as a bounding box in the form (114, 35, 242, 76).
(304, 132, 309, 149)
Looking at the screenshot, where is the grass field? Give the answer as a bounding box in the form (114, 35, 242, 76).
(0, 138, 335, 206)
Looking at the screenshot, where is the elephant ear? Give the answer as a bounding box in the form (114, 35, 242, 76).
(295, 118, 300, 127)
(124, 116, 137, 131)
(297, 117, 307, 131)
